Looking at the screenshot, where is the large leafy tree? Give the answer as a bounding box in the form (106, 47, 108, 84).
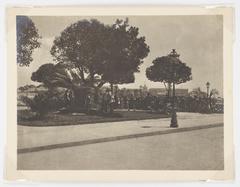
(146, 50, 192, 127)
(17, 16, 41, 66)
(50, 19, 109, 88)
(101, 19, 149, 90)
(50, 18, 149, 90)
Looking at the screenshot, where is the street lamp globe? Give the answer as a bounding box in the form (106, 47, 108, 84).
(169, 49, 180, 58)
(206, 82, 210, 89)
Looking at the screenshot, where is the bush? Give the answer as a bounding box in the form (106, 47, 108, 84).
(21, 90, 65, 119)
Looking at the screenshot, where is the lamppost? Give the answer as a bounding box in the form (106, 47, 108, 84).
(206, 82, 210, 98)
(169, 49, 180, 128)
(206, 82, 210, 111)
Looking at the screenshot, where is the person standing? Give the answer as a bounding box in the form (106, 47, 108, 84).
(128, 94, 134, 111)
(105, 89, 112, 114)
(85, 94, 91, 114)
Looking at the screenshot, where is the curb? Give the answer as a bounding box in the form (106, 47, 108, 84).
(18, 123, 223, 154)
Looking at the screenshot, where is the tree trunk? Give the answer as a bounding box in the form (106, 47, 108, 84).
(110, 83, 114, 95)
(77, 65, 85, 82)
(167, 83, 171, 100)
(97, 81, 106, 88)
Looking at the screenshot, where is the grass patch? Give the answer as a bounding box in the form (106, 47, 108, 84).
(18, 110, 169, 127)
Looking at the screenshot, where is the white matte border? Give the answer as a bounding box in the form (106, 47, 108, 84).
(5, 6, 234, 182)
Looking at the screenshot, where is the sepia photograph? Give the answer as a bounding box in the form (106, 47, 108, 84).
(5, 6, 234, 181)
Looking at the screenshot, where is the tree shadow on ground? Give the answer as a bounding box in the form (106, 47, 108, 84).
(17, 109, 169, 127)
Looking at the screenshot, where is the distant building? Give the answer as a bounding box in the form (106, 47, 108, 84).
(118, 88, 141, 97)
(189, 88, 207, 98)
(149, 88, 189, 97)
(148, 88, 166, 96)
(174, 89, 189, 97)
(117, 87, 188, 98)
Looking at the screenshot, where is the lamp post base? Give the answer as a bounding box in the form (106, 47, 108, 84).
(170, 111, 178, 128)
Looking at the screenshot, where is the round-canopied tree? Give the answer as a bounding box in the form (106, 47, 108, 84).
(146, 49, 192, 127)
(17, 16, 41, 66)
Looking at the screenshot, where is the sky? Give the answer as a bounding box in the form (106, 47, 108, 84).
(17, 15, 223, 95)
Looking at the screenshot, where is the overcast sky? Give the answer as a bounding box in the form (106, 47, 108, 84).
(17, 15, 223, 95)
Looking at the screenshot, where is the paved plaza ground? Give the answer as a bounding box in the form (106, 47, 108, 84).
(17, 112, 224, 170)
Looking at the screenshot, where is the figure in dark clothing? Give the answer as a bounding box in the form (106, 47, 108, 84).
(101, 90, 112, 114)
(65, 89, 74, 108)
(109, 93, 115, 113)
(128, 94, 135, 111)
(102, 92, 107, 113)
(144, 93, 152, 110)
(85, 94, 91, 113)
(123, 96, 127, 109)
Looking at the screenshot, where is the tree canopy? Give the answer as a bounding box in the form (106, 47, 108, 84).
(50, 18, 149, 88)
(146, 56, 192, 85)
(31, 63, 81, 89)
(17, 16, 41, 66)
(100, 19, 149, 85)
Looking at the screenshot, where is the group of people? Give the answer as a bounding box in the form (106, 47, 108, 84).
(84, 90, 159, 113)
(83, 89, 115, 114)
(99, 90, 115, 114)
(97, 92, 170, 113)
(65, 88, 171, 114)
